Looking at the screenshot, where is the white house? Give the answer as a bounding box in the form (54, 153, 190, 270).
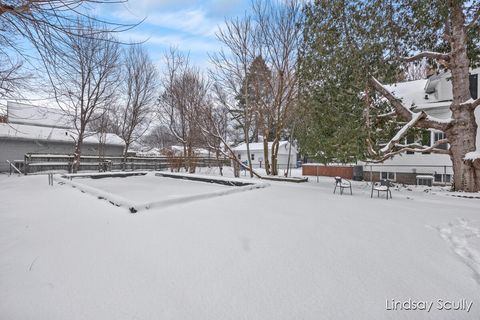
(135, 146, 215, 158)
(363, 68, 480, 185)
(233, 141, 297, 169)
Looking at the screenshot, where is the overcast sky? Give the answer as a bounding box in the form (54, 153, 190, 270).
(97, 0, 251, 69)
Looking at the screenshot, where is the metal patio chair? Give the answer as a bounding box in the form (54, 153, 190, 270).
(334, 176, 352, 195)
(371, 179, 393, 200)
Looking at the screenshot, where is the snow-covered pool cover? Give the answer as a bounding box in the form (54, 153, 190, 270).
(79, 173, 231, 202)
(57, 172, 268, 212)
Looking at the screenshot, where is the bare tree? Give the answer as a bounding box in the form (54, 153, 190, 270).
(42, 19, 121, 173)
(157, 48, 206, 173)
(110, 44, 158, 167)
(88, 103, 117, 171)
(369, 2, 480, 191)
(252, 0, 302, 176)
(0, 0, 134, 101)
(196, 95, 262, 178)
(140, 124, 177, 150)
(211, 0, 302, 176)
(210, 15, 259, 177)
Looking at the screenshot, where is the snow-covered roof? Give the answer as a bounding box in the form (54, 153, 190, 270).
(233, 141, 296, 154)
(7, 101, 72, 129)
(385, 79, 429, 108)
(385, 67, 480, 111)
(384, 78, 451, 111)
(0, 123, 125, 146)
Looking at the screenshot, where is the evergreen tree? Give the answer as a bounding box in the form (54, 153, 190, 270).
(297, 0, 399, 164)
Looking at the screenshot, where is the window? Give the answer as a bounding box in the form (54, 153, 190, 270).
(434, 174, 452, 183)
(381, 172, 395, 181)
(433, 132, 448, 150)
(470, 74, 478, 99)
(251, 153, 255, 160)
(238, 154, 241, 160)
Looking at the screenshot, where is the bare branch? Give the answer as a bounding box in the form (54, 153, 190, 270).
(472, 98, 480, 109)
(367, 139, 450, 163)
(370, 76, 450, 131)
(376, 111, 396, 119)
(41, 18, 121, 172)
(401, 51, 450, 63)
(466, 6, 480, 29)
(380, 112, 426, 153)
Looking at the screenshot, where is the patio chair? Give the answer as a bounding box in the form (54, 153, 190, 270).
(371, 179, 393, 200)
(334, 176, 352, 195)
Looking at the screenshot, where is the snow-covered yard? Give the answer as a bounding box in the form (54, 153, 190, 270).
(1, 171, 480, 319)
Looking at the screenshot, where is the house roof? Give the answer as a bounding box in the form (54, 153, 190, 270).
(385, 79, 430, 107)
(7, 101, 72, 129)
(385, 67, 480, 111)
(0, 123, 125, 146)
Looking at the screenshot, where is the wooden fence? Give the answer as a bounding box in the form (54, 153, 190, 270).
(22, 153, 229, 174)
(302, 164, 356, 179)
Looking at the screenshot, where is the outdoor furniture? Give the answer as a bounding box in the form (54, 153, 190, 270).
(371, 179, 393, 200)
(416, 175, 434, 187)
(334, 176, 352, 195)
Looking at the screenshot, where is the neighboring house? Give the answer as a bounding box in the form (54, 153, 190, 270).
(363, 68, 480, 185)
(233, 141, 297, 169)
(135, 146, 215, 158)
(0, 101, 124, 172)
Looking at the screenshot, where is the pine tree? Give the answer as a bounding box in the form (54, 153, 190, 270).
(297, 0, 399, 164)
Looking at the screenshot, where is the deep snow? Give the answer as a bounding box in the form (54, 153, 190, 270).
(1, 170, 480, 319)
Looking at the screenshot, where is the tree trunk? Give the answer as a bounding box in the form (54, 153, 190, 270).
(270, 134, 281, 176)
(263, 138, 270, 175)
(72, 137, 83, 173)
(122, 142, 130, 171)
(244, 126, 254, 178)
(446, 1, 480, 192)
(446, 120, 479, 191)
(183, 143, 188, 172)
(187, 143, 196, 173)
(233, 159, 240, 177)
(216, 149, 223, 176)
(260, 112, 271, 175)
